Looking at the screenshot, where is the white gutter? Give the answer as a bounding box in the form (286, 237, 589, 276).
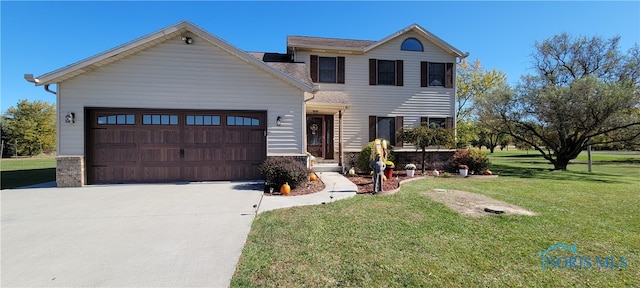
(24, 74, 57, 95)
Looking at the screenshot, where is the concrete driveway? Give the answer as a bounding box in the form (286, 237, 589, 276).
(1, 182, 263, 287)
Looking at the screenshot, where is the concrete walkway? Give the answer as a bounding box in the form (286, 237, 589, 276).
(257, 171, 358, 214)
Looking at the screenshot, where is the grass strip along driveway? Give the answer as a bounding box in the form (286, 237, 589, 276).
(1, 157, 55, 189)
(232, 151, 639, 287)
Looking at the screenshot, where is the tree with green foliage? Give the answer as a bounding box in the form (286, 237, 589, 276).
(4, 100, 56, 156)
(455, 119, 477, 148)
(1, 116, 11, 157)
(456, 58, 507, 122)
(399, 123, 455, 173)
(478, 33, 640, 170)
(455, 58, 507, 148)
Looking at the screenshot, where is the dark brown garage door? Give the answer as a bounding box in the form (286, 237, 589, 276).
(87, 109, 266, 184)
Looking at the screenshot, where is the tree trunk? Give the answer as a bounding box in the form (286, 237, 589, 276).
(553, 158, 570, 170)
(421, 148, 427, 173)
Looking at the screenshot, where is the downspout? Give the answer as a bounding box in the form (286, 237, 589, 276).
(44, 84, 57, 95)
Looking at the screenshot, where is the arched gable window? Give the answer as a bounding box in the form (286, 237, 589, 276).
(401, 38, 423, 51)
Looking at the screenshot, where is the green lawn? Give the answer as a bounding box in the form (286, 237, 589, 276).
(1, 157, 56, 189)
(232, 150, 640, 287)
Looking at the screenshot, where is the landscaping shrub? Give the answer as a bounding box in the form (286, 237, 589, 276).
(356, 140, 393, 173)
(259, 157, 309, 189)
(450, 148, 490, 174)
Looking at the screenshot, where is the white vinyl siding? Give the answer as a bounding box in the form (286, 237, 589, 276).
(296, 31, 457, 151)
(58, 35, 305, 156)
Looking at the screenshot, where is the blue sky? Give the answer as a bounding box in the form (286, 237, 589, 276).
(1, 1, 639, 113)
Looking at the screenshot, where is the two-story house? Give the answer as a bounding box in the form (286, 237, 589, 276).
(25, 21, 467, 187)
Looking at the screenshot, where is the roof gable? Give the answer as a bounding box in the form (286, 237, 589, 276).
(287, 24, 468, 58)
(29, 21, 316, 92)
(365, 24, 467, 57)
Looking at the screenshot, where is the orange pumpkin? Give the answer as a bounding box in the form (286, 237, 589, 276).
(280, 182, 291, 195)
(310, 173, 318, 181)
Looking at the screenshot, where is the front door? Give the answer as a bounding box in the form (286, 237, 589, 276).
(306, 115, 333, 159)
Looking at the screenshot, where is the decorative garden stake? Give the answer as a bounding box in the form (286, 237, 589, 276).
(369, 154, 386, 194)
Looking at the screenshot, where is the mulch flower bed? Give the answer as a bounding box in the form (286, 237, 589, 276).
(263, 178, 325, 196)
(348, 170, 430, 194)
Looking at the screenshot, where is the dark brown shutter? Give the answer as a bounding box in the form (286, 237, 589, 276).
(420, 117, 429, 126)
(369, 59, 377, 85)
(396, 60, 403, 86)
(310, 55, 318, 83)
(337, 57, 345, 84)
(395, 116, 403, 147)
(445, 117, 454, 130)
(369, 116, 377, 141)
(421, 62, 428, 87)
(445, 63, 454, 88)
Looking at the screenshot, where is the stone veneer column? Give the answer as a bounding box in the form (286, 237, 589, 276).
(56, 156, 84, 187)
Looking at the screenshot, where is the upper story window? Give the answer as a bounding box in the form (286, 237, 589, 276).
(319, 57, 337, 83)
(377, 60, 396, 85)
(310, 55, 345, 84)
(421, 62, 454, 88)
(401, 38, 423, 51)
(429, 63, 445, 86)
(369, 59, 403, 86)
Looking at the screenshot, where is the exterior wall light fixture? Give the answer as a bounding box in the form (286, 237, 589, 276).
(181, 36, 193, 44)
(276, 116, 282, 126)
(65, 112, 75, 124)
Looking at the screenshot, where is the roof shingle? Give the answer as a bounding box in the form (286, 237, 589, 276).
(287, 36, 376, 49)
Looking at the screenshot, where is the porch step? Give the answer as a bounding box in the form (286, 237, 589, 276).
(312, 163, 342, 173)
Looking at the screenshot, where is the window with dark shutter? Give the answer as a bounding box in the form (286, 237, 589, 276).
(395, 116, 403, 147)
(396, 60, 403, 86)
(429, 63, 445, 86)
(377, 117, 396, 145)
(421, 62, 428, 87)
(310, 55, 318, 83)
(445, 117, 454, 130)
(378, 60, 396, 85)
(420, 117, 429, 126)
(337, 57, 345, 84)
(445, 63, 454, 88)
(369, 116, 377, 141)
(319, 57, 337, 83)
(369, 59, 377, 85)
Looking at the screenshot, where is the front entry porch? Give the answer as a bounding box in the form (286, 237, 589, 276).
(305, 91, 351, 168)
(306, 114, 334, 160)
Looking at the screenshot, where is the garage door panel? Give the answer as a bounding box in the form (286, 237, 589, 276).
(92, 130, 137, 144)
(225, 130, 249, 144)
(183, 166, 226, 181)
(93, 167, 138, 183)
(88, 109, 266, 184)
(141, 167, 182, 181)
(228, 164, 261, 180)
(93, 147, 137, 163)
(184, 129, 224, 145)
(140, 148, 181, 162)
(183, 147, 224, 162)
